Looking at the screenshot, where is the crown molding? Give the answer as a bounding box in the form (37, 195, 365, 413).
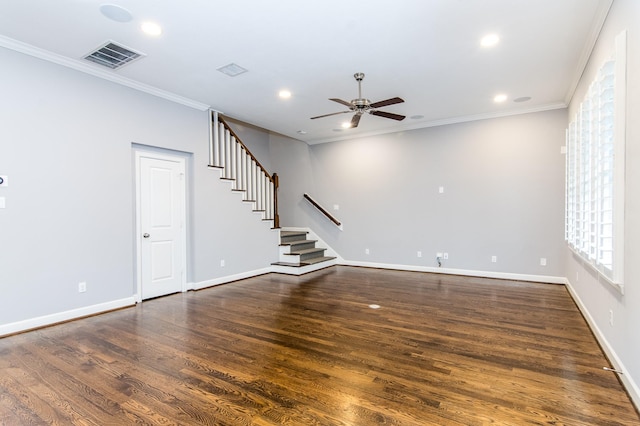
(304, 102, 567, 145)
(0, 35, 210, 111)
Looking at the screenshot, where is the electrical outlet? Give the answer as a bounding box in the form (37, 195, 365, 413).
(491, 255, 497, 263)
(365, 248, 370, 255)
(609, 309, 614, 326)
(417, 251, 422, 258)
(438, 186, 444, 194)
(540, 258, 547, 266)
(220, 259, 225, 267)
(443, 252, 449, 260)
(78, 282, 87, 293)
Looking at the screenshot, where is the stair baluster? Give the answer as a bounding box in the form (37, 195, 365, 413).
(209, 113, 279, 228)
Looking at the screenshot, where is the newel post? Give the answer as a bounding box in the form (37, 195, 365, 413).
(272, 173, 280, 229)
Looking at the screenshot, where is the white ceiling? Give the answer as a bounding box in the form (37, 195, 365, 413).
(0, 0, 612, 144)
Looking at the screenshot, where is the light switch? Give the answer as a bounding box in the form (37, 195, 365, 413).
(438, 186, 444, 194)
(0, 197, 5, 209)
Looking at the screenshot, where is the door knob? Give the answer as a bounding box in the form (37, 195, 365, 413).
(143, 233, 150, 238)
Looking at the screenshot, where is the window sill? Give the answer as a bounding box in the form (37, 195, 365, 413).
(568, 245, 624, 295)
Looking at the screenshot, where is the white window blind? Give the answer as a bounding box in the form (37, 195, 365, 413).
(565, 31, 626, 290)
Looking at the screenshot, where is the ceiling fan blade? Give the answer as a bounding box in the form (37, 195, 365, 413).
(330, 98, 353, 107)
(369, 97, 404, 108)
(310, 110, 352, 119)
(350, 113, 362, 128)
(370, 110, 406, 121)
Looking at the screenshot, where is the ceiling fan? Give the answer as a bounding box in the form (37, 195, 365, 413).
(310, 72, 405, 128)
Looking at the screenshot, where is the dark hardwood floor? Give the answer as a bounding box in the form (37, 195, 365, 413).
(1, 266, 638, 425)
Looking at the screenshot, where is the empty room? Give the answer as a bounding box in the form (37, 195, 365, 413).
(1, 0, 639, 424)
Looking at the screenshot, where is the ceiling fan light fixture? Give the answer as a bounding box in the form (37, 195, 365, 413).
(310, 72, 405, 128)
(278, 90, 292, 99)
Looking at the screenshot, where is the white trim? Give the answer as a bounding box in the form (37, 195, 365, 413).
(563, 0, 615, 105)
(0, 297, 136, 337)
(306, 102, 567, 145)
(0, 35, 209, 111)
(613, 30, 626, 287)
(565, 279, 640, 410)
(191, 268, 273, 290)
(134, 149, 189, 302)
(338, 260, 566, 284)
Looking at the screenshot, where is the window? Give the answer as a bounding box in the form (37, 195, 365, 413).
(565, 31, 626, 290)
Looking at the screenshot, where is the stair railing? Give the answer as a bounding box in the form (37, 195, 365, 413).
(303, 193, 342, 228)
(209, 111, 279, 228)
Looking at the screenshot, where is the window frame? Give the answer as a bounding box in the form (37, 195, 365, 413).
(565, 31, 626, 293)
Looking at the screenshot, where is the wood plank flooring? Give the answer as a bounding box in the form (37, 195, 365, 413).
(0, 266, 638, 425)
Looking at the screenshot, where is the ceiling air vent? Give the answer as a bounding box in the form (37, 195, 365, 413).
(84, 41, 145, 70)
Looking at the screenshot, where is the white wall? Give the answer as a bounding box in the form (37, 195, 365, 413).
(564, 0, 640, 405)
(0, 47, 278, 332)
(271, 110, 567, 279)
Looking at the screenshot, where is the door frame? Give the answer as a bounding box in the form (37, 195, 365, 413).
(134, 148, 188, 303)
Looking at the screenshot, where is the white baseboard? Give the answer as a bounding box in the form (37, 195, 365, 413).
(0, 297, 136, 337)
(340, 260, 567, 284)
(191, 267, 272, 290)
(564, 279, 640, 411)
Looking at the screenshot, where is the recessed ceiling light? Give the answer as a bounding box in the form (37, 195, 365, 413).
(494, 94, 508, 103)
(514, 96, 532, 103)
(100, 4, 133, 23)
(481, 33, 500, 48)
(279, 90, 292, 99)
(141, 21, 162, 36)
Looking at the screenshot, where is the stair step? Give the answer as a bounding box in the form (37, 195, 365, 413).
(271, 256, 336, 268)
(280, 238, 318, 246)
(280, 231, 308, 243)
(301, 256, 336, 265)
(288, 247, 325, 256)
(271, 261, 306, 267)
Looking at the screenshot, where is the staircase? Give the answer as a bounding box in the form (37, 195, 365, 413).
(272, 229, 336, 270)
(209, 112, 279, 228)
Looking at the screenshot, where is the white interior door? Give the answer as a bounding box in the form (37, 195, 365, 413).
(136, 152, 186, 300)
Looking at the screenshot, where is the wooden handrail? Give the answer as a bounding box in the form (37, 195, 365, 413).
(218, 116, 275, 185)
(303, 193, 342, 227)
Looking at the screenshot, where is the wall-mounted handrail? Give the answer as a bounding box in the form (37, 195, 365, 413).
(209, 113, 279, 228)
(304, 193, 342, 227)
